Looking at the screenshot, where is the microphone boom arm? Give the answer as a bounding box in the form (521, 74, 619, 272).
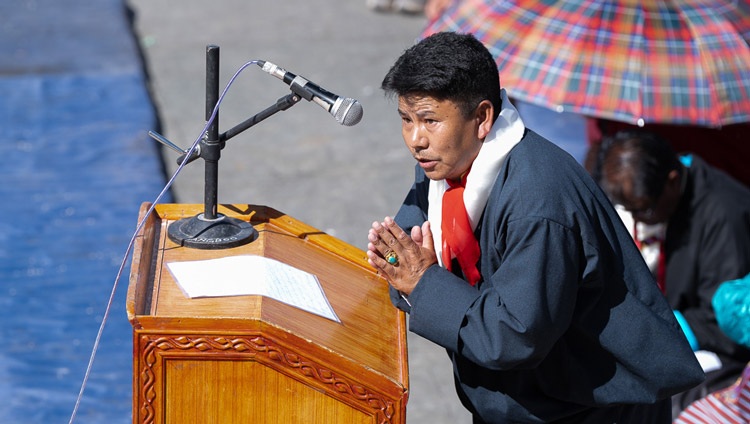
(172, 92, 302, 166)
(221, 92, 302, 142)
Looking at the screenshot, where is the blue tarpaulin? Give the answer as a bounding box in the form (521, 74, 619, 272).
(0, 1, 170, 422)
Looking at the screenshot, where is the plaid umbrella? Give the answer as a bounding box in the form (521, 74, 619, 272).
(423, 0, 750, 127)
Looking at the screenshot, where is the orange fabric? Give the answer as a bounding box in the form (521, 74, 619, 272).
(441, 175, 482, 286)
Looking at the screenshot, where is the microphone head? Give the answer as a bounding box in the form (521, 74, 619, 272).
(332, 98, 363, 126)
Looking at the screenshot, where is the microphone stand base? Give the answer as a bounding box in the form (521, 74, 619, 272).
(167, 213, 258, 249)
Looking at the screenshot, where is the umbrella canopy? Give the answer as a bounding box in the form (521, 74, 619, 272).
(423, 0, 750, 127)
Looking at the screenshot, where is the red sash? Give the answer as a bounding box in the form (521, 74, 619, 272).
(441, 174, 481, 286)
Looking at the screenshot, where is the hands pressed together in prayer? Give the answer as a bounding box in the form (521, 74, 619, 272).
(367, 217, 438, 295)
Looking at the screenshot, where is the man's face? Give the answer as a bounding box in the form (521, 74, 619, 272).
(397, 94, 484, 181)
(601, 168, 674, 226)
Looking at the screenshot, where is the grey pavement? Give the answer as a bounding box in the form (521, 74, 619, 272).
(127, 1, 472, 422)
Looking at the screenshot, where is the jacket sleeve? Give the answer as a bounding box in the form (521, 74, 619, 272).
(407, 216, 581, 370)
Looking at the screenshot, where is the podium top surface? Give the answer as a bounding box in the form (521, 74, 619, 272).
(126, 203, 408, 391)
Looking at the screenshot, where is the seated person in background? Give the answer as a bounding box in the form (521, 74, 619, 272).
(597, 130, 750, 416)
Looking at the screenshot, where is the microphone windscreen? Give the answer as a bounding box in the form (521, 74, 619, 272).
(336, 98, 363, 126)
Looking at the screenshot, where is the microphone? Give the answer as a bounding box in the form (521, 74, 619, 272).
(257, 60, 363, 126)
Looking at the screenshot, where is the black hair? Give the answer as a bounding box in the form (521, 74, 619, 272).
(599, 130, 682, 202)
(381, 32, 501, 120)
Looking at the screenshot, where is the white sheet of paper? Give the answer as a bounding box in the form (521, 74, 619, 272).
(166, 255, 339, 322)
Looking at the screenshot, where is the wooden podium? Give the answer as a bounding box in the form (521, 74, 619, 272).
(126, 203, 409, 424)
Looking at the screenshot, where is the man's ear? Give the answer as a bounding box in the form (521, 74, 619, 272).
(666, 168, 682, 192)
(476, 100, 494, 140)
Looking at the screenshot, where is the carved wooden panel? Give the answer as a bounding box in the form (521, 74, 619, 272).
(135, 333, 397, 424)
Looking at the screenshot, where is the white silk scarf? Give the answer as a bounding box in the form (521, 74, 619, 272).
(428, 90, 525, 266)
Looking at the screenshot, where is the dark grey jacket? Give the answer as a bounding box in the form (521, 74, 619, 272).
(392, 129, 704, 423)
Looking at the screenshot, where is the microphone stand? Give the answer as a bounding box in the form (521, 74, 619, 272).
(150, 44, 301, 249)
